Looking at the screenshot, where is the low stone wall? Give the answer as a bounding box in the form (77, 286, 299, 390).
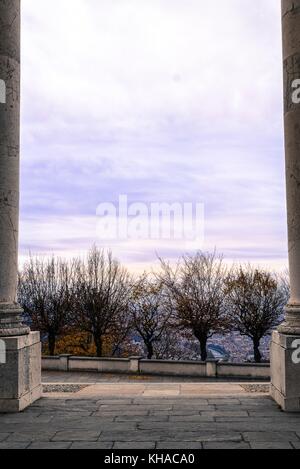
(42, 355, 270, 380)
(139, 359, 207, 377)
(217, 362, 270, 379)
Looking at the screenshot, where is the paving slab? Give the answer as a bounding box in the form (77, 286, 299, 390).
(250, 442, 294, 449)
(70, 442, 114, 449)
(28, 442, 73, 449)
(156, 442, 203, 449)
(6, 431, 57, 442)
(113, 441, 156, 449)
(53, 430, 101, 442)
(0, 442, 30, 449)
(180, 384, 246, 395)
(115, 416, 168, 422)
(243, 431, 300, 442)
(168, 416, 215, 422)
(203, 442, 251, 449)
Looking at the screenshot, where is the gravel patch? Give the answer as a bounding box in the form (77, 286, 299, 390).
(240, 384, 270, 393)
(43, 384, 88, 393)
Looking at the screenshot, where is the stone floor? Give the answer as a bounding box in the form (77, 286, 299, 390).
(0, 373, 299, 449)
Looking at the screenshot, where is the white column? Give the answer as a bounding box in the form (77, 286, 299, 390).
(279, 0, 300, 334)
(270, 0, 300, 412)
(0, 0, 29, 336)
(0, 0, 41, 413)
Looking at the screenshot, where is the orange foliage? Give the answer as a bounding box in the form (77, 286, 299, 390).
(43, 330, 139, 357)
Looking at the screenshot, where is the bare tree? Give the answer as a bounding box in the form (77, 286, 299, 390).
(18, 256, 74, 355)
(129, 275, 173, 359)
(159, 252, 229, 361)
(225, 266, 286, 363)
(107, 306, 135, 357)
(151, 328, 185, 360)
(74, 247, 132, 357)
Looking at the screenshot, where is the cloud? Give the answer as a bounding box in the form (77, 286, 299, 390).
(19, 0, 287, 271)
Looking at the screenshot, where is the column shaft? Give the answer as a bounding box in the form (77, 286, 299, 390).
(0, 0, 29, 336)
(280, 0, 300, 334)
(270, 0, 300, 412)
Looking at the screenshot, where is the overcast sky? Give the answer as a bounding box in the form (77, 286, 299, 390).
(20, 0, 287, 271)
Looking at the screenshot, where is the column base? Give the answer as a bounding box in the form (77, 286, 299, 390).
(0, 331, 42, 413)
(278, 305, 300, 335)
(0, 303, 30, 337)
(270, 330, 300, 412)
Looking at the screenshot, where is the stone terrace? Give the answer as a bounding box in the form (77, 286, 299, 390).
(0, 372, 300, 449)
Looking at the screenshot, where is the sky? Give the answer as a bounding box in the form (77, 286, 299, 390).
(20, 0, 287, 272)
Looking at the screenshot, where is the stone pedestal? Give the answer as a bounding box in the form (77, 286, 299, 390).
(270, 331, 300, 412)
(0, 332, 42, 413)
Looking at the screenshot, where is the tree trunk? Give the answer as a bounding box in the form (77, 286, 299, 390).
(253, 338, 262, 363)
(48, 332, 56, 356)
(146, 341, 154, 360)
(198, 335, 208, 362)
(94, 335, 103, 357)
